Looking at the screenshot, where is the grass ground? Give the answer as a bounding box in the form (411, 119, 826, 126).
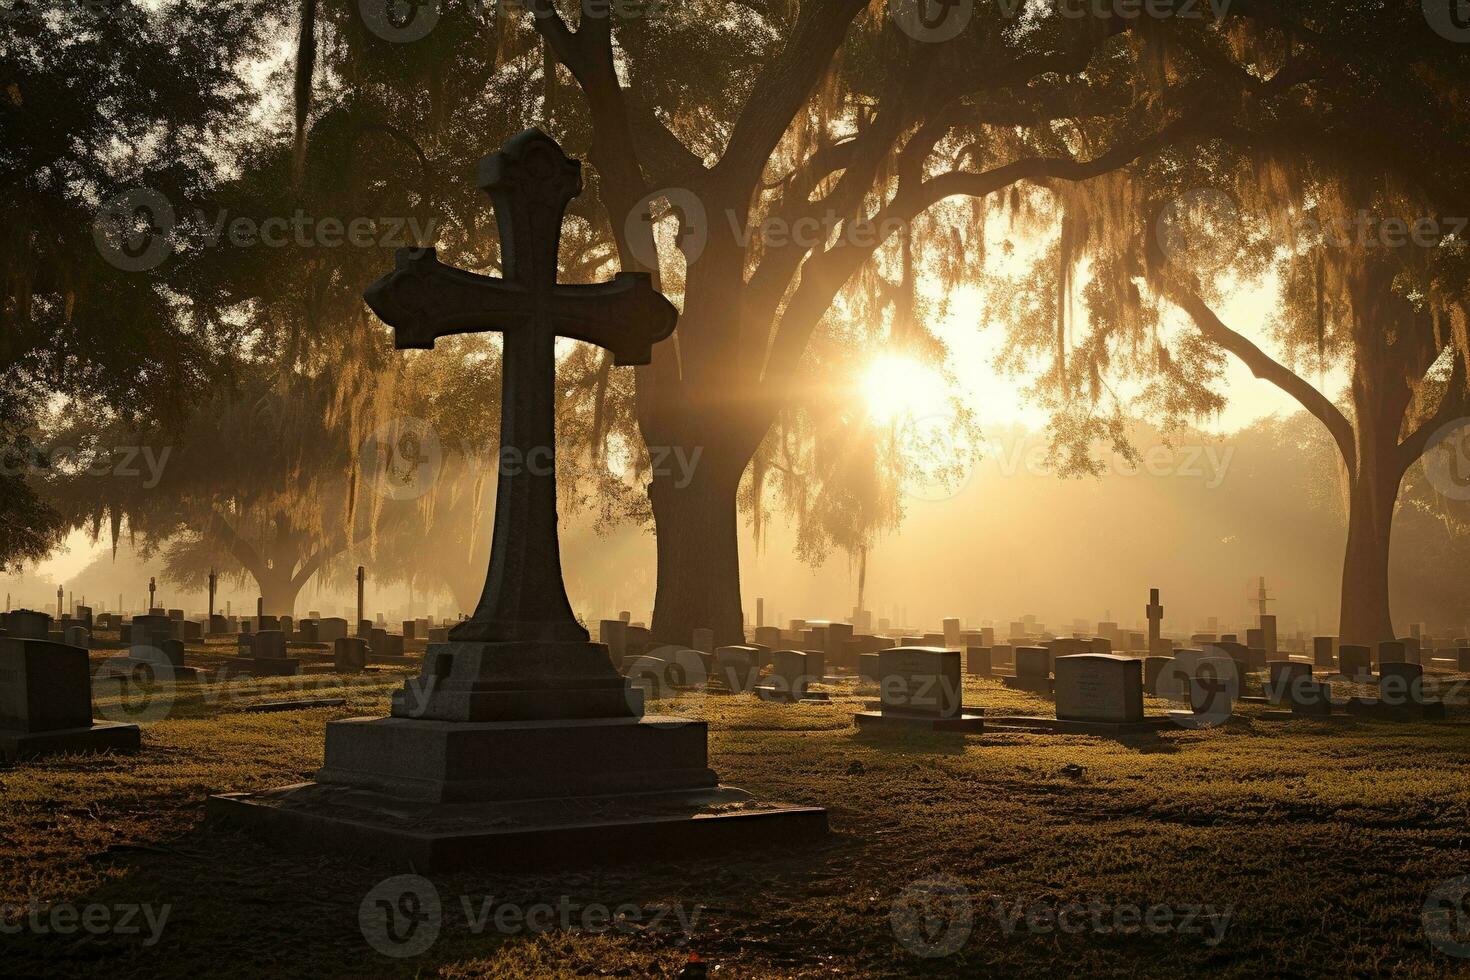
(4, 644, 1470, 978)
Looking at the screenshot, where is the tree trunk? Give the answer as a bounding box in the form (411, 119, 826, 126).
(256, 568, 302, 618)
(1339, 463, 1402, 646)
(648, 448, 745, 648)
(1338, 358, 1409, 647)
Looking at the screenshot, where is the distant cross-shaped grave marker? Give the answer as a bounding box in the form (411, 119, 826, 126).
(365, 129, 677, 643)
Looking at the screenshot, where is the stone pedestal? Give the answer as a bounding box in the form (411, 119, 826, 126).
(210, 639, 825, 867)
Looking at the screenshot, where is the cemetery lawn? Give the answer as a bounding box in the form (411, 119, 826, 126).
(5, 665, 1470, 978)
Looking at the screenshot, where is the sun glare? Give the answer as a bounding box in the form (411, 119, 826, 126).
(862, 354, 949, 424)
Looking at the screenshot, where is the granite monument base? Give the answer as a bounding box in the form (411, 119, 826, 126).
(0, 721, 141, 762)
(207, 781, 827, 871)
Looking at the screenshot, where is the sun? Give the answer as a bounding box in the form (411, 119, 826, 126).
(862, 354, 948, 424)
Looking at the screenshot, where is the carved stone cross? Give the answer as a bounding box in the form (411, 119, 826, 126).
(364, 129, 678, 644)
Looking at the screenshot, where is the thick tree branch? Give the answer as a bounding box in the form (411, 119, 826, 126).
(1157, 270, 1359, 472)
(711, 0, 869, 203)
(1399, 354, 1470, 470)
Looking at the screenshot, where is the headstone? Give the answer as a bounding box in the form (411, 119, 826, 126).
(1378, 640, 1406, 667)
(1378, 661, 1427, 705)
(1313, 636, 1336, 669)
(1003, 646, 1051, 692)
(1145, 588, 1164, 652)
(942, 618, 961, 648)
(714, 645, 760, 693)
(7, 610, 51, 640)
(1339, 644, 1372, 680)
(1459, 647, 1470, 673)
(1053, 654, 1144, 724)
(334, 637, 368, 674)
(757, 650, 822, 702)
(825, 622, 855, 670)
(599, 619, 628, 660)
(965, 647, 991, 676)
(1260, 614, 1278, 658)
(754, 626, 782, 649)
(317, 618, 348, 643)
(0, 638, 141, 760)
(209, 614, 229, 635)
(402, 620, 417, 640)
(64, 626, 89, 649)
(1143, 655, 1172, 696)
(855, 648, 983, 732)
(133, 639, 185, 670)
(252, 630, 288, 660)
(1265, 660, 1312, 705)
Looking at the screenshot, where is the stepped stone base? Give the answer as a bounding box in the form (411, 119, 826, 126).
(316, 714, 717, 803)
(208, 782, 827, 871)
(208, 638, 828, 867)
(0, 722, 141, 762)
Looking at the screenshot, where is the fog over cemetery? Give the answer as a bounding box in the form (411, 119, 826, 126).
(5, 2, 1470, 977)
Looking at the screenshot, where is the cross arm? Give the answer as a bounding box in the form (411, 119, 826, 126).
(364, 247, 533, 351)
